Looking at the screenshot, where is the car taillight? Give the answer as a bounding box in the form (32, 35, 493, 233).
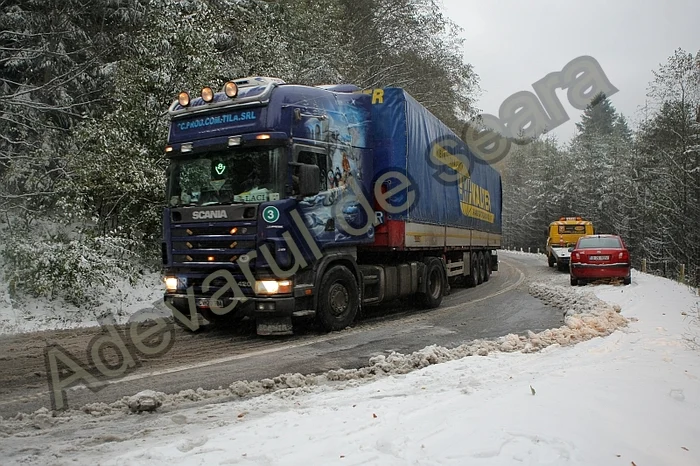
(618, 251, 629, 261)
(573, 252, 580, 261)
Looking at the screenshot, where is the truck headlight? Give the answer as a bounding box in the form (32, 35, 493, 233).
(254, 280, 292, 295)
(164, 276, 178, 292)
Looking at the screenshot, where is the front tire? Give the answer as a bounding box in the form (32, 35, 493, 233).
(317, 265, 359, 332)
(548, 254, 555, 267)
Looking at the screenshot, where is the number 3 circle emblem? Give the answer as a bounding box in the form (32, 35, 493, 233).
(262, 206, 280, 223)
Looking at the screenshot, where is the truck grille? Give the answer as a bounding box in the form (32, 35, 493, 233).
(169, 221, 257, 267)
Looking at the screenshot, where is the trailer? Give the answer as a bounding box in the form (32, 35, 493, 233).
(161, 77, 502, 335)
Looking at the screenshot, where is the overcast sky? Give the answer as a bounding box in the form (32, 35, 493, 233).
(441, 0, 700, 144)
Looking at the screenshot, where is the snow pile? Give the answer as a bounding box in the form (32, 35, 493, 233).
(528, 281, 623, 318)
(0, 277, 629, 431)
(326, 288, 626, 380)
(127, 390, 164, 413)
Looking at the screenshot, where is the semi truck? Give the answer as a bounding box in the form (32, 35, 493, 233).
(161, 77, 502, 336)
(545, 217, 594, 271)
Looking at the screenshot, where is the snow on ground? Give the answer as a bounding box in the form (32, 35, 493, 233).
(0, 268, 164, 335)
(1, 252, 699, 465)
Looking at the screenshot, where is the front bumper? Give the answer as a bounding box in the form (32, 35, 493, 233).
(570, 263, 630, 279)
(164, 294, 295, 319)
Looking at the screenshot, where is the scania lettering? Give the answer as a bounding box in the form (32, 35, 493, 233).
(192, 210, 228, 220)
(161, 77, 503, 335)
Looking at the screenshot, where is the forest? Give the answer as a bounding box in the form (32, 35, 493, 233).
(1, 0, 698, 308)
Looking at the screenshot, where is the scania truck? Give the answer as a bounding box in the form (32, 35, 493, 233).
(161, 77, 502, 335)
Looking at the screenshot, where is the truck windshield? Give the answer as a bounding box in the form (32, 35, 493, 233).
(167, 148, 284, 206)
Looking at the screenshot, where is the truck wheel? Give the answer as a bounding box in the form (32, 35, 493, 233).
(467, 255, 479, 287)
(418, 258, 445, 308)
(482, 252, 491, 282)
(548, 254, 555, 267)
(317, 265, 359, 332)
(476, 252, 484, 285)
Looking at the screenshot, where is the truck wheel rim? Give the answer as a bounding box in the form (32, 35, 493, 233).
(329, 283, 349, 316)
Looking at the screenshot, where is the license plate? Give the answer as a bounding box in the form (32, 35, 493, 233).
(196, 298, 224, 308)
(589, 255, 609, 261)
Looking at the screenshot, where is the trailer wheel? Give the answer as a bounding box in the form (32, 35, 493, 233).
(418, 258, 445, 308)
(476, 252, 484, 285)
(467, 254, 479, 287)
(317, 265, 359, 332)
(483, 252, 491, 282)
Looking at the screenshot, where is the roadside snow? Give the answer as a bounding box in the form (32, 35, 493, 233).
(2, 252, 699, 465)
(0, 269, 164, 335)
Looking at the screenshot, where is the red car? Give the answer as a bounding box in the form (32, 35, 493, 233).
(569, 234, 631, 286)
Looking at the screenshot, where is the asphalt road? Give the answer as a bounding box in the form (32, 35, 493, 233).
(0, 252, 564, 417)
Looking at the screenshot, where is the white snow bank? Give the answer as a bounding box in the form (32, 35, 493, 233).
(500, 248, 543, 256)
(0, 269, 164, 335)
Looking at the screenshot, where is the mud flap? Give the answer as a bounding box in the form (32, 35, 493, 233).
(491, 251, 499, 271)
(256, 317, 294, 336)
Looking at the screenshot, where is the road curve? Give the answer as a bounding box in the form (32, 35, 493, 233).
(0, 253, 563, 417)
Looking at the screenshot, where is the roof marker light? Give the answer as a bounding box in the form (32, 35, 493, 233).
(201, 87, 214, 102)
(178, 91, 190, 107)
(224, 81, 238, 98)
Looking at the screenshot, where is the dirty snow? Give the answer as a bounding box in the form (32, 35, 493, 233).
(1, 251, 699, 465)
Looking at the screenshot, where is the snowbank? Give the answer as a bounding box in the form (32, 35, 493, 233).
(0, 268, 164, 335)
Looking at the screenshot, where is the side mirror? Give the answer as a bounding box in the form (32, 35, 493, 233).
(297, 164, 320, 197)
(568, 247, 574, 252)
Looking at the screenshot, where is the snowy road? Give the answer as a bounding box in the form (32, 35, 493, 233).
(0, 253, 564, 417)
